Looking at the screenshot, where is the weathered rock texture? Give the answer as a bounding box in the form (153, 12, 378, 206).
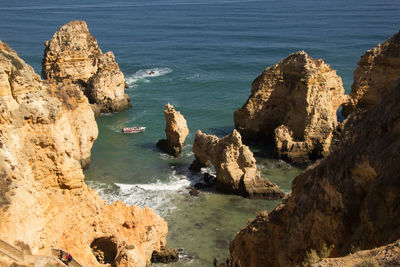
(234, 51, 345, 163)
(230, 79, 400, 266)
(0, 41, 167, 266)
(156, 104, 189, 157)
(342, 30, 400, 117)
(42, 20, 130, 116)
(150, 246, 179, 264)
(191, 130, 284, 199)
(315, 239, 400, 267)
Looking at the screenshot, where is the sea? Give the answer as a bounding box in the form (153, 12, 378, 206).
(0, 0, 399, 266)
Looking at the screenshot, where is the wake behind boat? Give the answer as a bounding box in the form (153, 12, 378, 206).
(122, 126, 146, 133)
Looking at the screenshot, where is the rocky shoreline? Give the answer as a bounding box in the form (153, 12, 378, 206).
(230, 30, 400, 266)
(0, 19, 399, 267)
(0, 27, 169, 266)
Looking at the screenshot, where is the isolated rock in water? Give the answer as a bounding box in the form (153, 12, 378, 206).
(234, 51, 345, 163)
(151, 246, 179, 264)
(191, 130, 284, 199)
(0, 41, 167, 266)
(42, 20, 130, 116)
(342, 30, 400, 117)
(157, 104, 189, 157)
(230, 79, 400, 266)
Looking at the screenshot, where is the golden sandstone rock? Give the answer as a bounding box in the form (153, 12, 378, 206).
(342, 30, 400, 117)
(157, 104, 189, 157)
(42, 20, 131, 116)
(234, 51, 345, 163)
(0, 41, 167, 266)
(230, 78, 400, 266)
(191, 130, 284, 199)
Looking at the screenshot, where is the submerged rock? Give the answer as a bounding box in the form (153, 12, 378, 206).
(342, 30, 400, 117)
(157, 104, 189, 157)
(230, 79, 400, 266)
(42, 20, 130, 116)
(0, 41, 167, 266)
(191, 130, 284, 199)
(234, 51, 345, 163)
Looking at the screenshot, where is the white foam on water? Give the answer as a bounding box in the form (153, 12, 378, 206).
(88, 169, 194, 217)
(159, 154, 176, 161)
(125, 67, 173, 88)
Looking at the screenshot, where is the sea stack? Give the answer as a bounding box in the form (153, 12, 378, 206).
(234, 51, 345, 163)
(0, 41, 168, 266)
(42, 20, 131, 116)
(342, 30, 400, 117)
(191, 130, 284, 199)
(230, 78, 400, 266)
(156, 104, 189, 157)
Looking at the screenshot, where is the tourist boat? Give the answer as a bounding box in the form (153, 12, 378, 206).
(122, 126, 146, 133)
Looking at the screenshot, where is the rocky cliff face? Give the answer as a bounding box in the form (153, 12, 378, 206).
(0, 41, 167, 266)
(191, 130, 284, 199)
(42, 20, 130, 116)
(342, 30, 400, 117)
(234, 51, 345, 163)
(230, 79, 400, 266)
(156, 104, 189, 157)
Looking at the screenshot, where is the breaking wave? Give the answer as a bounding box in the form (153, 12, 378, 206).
(125, 67, 173, 87)
(87, 167, 210, 217)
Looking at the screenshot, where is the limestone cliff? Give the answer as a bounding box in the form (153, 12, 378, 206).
(0, 41, 167, 266)
(156, 104, 189, 157)
(342, 30, 400, 117)
(191, 130, 284, 199)
(234, 51, 345, 163)
(230, 79, 400, 266)
(42, 20, 130, 116)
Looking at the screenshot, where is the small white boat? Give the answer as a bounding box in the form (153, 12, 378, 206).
(122, 126, 146, 133)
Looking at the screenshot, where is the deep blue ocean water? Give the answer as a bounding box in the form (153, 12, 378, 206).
(1, 0, 399, 265)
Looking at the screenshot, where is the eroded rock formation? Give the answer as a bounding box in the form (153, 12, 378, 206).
(342, 30, 400, 117)
(230, 79, 400, 266)
(156, 104, 189, 157)
(191, 130, 284, 199)
(234, 51, 345, 163)
(0, 41, 167, 266)
(42, 20, 130, 116)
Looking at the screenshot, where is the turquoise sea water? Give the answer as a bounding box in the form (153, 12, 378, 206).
(1, 0, 399, 265)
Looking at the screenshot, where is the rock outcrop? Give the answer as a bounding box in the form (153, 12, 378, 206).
(42, 20, 130, 116)
(234, 51, 345, 163)
(315, 239, 400, 267)
(150, 246, 179, 264)
(191, 130, 284, 199)
(0, 41, 167, 266)
(230, 79, 400, 266)
(156, 104, 189, 157)
(342, 30, 400, 117)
